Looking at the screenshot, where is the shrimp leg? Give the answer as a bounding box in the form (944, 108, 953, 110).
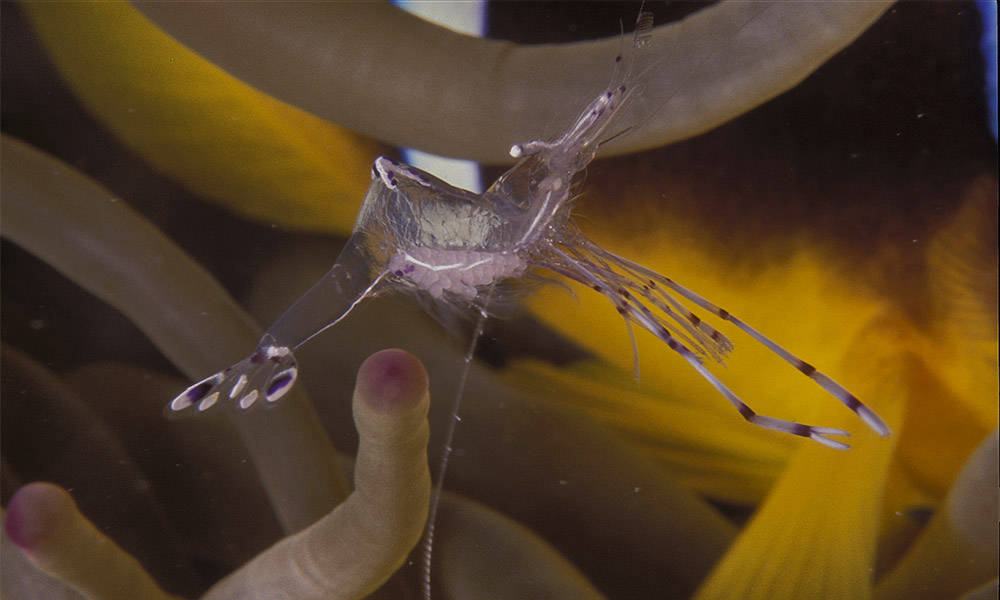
(583, 241, 891, 438)
(543, 246, 854, 448)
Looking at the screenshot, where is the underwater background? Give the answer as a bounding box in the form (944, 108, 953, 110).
(2, 2, 997, 599)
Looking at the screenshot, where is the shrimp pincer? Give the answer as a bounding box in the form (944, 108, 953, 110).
(169, 10, 889, 450)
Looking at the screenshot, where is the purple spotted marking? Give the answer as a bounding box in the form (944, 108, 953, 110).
(791, 423, 811, 437)
(185, 380, 214, 402)
(170, 372, 224, 412)
(796, 360, 817, 376)
(266, 369, 297, 402)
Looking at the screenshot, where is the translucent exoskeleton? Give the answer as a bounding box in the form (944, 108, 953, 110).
(169, 9, 889, 445)
(169, 9, 891, 597)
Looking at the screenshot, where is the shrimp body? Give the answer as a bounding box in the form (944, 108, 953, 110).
(371, 63, 639, 301)
(168, 11, 889, 451)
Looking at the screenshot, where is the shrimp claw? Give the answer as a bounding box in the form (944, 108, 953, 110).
(167, 334, 298, 415)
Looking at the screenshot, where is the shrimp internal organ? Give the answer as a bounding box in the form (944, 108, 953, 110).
(168, 9, 889, 450)
(387, 248, 525, 300)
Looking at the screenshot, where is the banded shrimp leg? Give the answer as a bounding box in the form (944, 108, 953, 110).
(538, 235, 889, 448)
(583, 241, 892, 437)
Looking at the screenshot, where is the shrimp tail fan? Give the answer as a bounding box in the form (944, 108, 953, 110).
(166, 334, 298, 416)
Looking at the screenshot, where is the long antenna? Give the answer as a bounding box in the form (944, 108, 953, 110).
(420, 296, 490, 600)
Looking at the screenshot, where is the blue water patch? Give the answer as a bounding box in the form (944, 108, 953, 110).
(392, 0, 486, 36)
(975, 0, 997, 140)
(391, 0, 488, 191)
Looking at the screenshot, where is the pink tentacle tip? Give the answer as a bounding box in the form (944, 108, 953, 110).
(4, 482, 70, 552)
(357, 349, 429, 414)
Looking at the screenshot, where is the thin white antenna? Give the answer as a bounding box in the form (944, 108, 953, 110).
(421, 294, 491, 600)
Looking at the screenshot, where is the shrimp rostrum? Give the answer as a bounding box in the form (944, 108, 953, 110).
(169, 13, 889, 449)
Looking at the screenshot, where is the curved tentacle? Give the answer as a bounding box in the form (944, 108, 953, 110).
(135, 1, 893, 163)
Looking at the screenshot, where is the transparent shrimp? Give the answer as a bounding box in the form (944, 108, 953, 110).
(168, 8, 890, 598)
(168, 6, 888, 442)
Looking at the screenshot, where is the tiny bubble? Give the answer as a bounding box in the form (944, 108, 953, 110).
(558, 479, 568, 486)
(916, 112, 926, 119)
(633, 486, 642, 493)
(127, 107, 135, 113)
(895, 511, 903, 516)
(28, 318, 45, 330)
(911, 238, 919, 243)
